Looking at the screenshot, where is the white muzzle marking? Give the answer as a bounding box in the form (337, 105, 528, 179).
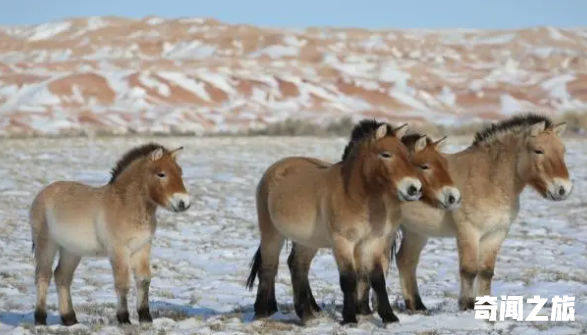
(437, 186, 461, 211)
(397, 177, 422, 202)
(169, 193, 191, 212)
(547, 178, 573, 201)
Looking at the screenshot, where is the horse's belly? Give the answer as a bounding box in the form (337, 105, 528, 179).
(47, 215, 106, 257)
(400, 203, 456, 237)
(272, 214, 331, 249)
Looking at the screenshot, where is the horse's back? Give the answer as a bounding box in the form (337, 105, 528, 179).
(258, 156, 334, 248)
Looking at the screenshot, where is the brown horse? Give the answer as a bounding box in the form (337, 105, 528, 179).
(257, 131, 462, 320)
(246, 120, 428, 325)
(29, 143, 191, 326)
(396, 114, 572, 312)
(355, 132, 461, 314)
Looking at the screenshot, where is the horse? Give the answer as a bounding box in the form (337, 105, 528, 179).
(29, 143, 191, 326)
(395, 113, 572, 312)
(250, 129, 462, 321)
(246, 119, 432, 325)
(355, 132, 462, 314)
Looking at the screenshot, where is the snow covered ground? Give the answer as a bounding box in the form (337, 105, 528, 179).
(0, 136, 586, 335)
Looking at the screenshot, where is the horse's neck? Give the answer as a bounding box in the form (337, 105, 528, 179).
(107, 174, 157, 220)
(339, 158, 398, 216)
(457, 137, 527, 198)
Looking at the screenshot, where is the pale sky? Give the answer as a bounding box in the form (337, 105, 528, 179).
(1, 0, 586, 29)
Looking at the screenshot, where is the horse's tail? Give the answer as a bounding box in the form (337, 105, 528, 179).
(246, 246, 262, 291)
(389, 228, 403, 272)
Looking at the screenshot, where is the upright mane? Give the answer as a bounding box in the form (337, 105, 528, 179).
(401, 133, 430, 149)
(472, 113, 553, 146)
(109, 142, 168, 184)
(341, 119, 395, 161)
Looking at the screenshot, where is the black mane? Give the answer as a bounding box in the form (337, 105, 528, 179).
(401, 133, 429, 149)
(109, 142, 168, 184)
(472, 113, 553, 146)
(341, 119, 395, 161)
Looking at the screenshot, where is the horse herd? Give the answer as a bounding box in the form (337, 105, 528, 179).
(27, 113, 572, 328)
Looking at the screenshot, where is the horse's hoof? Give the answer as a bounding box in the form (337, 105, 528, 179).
(458, 298, 475, 311)
(138, 308, 153, 323)
(340, 318, 358, 326)
(34, 310, 47, 326)
(117, 311, 131, 325)
(61, 312, 79, 326)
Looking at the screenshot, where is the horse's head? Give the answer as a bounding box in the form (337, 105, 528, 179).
(519, 121, 572, 201)
(358, 122, 422, 202)
(403, 134, 461, 211)
(145, 147, 191, 212)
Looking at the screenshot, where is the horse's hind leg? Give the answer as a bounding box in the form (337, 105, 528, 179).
(131, 243, 153, 323)
(396, 228, 429, 312)
(34, 237, 58, 326)
(109, 248, 132, 324)
(247, 189, 285, 319)
(54, 249, 81, 326)
(252, 228, 284, 319)
(287, 243, 319, 322)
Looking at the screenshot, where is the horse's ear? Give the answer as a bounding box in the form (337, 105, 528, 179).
(394, 124, 409, 139)
(553, 122, 567, 137)
(433, 135, 448, 149)
(375, 124, 388, 140)
(414, 135, 427, 153)
(170, 146, 184, 160)
(528, 121, 546, 137)
(150, 148, 164, 162)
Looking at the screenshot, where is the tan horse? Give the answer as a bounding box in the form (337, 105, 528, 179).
(355, 133, 461, 314)
(395, 114, 572, 312)
(246, 120, 426, 325)
(29, 143, 191, 326)
(262, 132, 462, 320)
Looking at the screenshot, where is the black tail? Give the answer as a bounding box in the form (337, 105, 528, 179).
(389, 229, 403, 271)
(246, 247, 262, 291)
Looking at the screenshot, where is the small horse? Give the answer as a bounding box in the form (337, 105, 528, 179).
(395, 113, 572, 312)
(246, 120, 425, 325)
(356, 132, 462, 314)
(29, 143, 191, 326)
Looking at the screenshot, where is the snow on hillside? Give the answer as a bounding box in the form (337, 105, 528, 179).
(0, 17, 586, 136)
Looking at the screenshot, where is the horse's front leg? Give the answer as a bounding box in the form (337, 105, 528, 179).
(356, 272, 372, 315)
(109, 247, 132, 324)
(132, 243, 153, 323)
(456, 224, 480, 311)
(362, 238, 399, 324)
(332, 235, 358, 325)
(476, 230, 507, 298)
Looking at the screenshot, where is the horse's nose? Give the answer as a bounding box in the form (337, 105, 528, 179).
(448, 194, 456, 205)
(407, 185, 419, 197)
(171, 193, 191, 212)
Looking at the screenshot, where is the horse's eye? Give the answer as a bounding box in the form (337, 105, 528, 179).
(157, 172, 167, 178)
(534, 149, 544, 155)
(379, 152, 392, 159)
(420, 164, 430, 170)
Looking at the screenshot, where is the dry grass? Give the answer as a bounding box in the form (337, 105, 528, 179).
(239, 111, 587, 138)
(3, 111, 585, 139)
